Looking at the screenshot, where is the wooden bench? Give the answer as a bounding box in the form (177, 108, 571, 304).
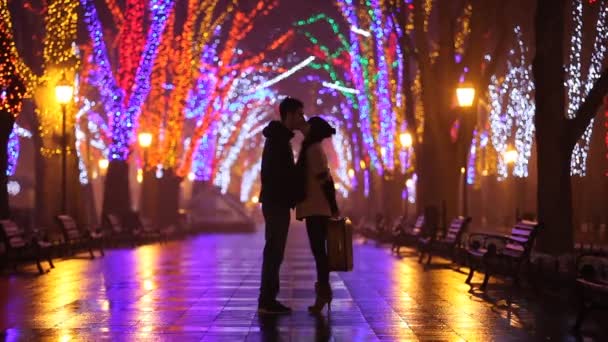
(0, 220, 54, 274)
(418, 216, 471, 265)
(464, 220, 541, 290)
(104, 213, 141, 246)
(122, 211, 171, 243)
(573, 253, 608, 331)
(391, 215, 424, 254)
(55, 215, 104, 259)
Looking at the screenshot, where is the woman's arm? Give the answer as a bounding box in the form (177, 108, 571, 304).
(309, 144, 339, 215)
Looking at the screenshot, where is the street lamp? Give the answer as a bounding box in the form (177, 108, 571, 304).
(456, 83, 476, 217)
(399, 132, 413, 149)
(456, 83, 476, 108)
(98, 158, 109, 171)
(55, 72, 73, 214)
(138, 132, 153, 169)
(504, 148, 519, 165)
(138, 132, 153, 149)
(138, 132, 153, 214)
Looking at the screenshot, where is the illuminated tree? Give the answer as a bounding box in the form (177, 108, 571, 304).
(487, 26, 535, 180)
(3, 0, 84, 226)
(534, 0, 608, 254)
(295, 2, 410, 217)
(79, 0, 175, 218)
(407, 0, 508, 224)
(566, 0, 608, 176)
(134, 1, 289, 225)
(176, 0, 293, 177)
(0, 25, 25, 218)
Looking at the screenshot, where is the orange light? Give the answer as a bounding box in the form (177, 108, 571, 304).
(399, 132, 413, 148)
(456, 83, 475, 107)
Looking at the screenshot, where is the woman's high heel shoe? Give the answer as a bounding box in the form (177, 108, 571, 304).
(308, 282, 332, 314)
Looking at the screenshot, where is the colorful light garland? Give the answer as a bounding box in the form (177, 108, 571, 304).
(177, 2, 293, 177)
(81, 0, 175, 161)
(297, 3, 405, 175)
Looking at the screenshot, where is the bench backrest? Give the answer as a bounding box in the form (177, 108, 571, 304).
(0, 220, 27, 249)
(411, 215, 424, 235)
(444, 216, 471, 244)
(106, 214, 123, 233)
(56, 215, 81, 241)
(506, 220, 540, 257)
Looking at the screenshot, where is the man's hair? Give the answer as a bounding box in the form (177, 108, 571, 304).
(279, 97, 304, 121)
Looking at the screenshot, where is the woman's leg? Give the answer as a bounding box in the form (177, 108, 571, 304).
(305, 216, 329, 284)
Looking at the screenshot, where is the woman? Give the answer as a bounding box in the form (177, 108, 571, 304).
(295, 116, 339, 314)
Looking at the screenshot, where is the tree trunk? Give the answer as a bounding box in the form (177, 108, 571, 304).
(140, 169, 158, 222)
(0, 112, 15, 219)
(157, 169, 182, 229)
(102, 160, 132, 219)
(29, 109, 84, 236)
(533, 0, 574, 254)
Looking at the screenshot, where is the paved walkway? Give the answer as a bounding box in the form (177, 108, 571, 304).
(0, 223, 605, 341)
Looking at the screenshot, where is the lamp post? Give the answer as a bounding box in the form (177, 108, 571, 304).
(456, 83, 476, 217)
(138, 132, 152, 213)
(399, 132, 413, 219)
(55, 72, 74, 214)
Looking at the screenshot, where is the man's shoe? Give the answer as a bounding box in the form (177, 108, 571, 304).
(258, 301, 292, 315)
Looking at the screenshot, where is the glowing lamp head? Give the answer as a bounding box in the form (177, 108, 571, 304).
(98, 159, 109, 170)
(399, 132, 413, 148)
(359, 160, 367, 170)
(460, 167, 466, 174)
(187, 172, 195, 181)
(348, 168, 355, 178)
(55, 73, 74, 105)
(405, 179, 414, 188)
(138, 132, 153, 148)
(504, 149, 519, 165)
(251, 196, 259, 204)
(456, 84, 475, 108)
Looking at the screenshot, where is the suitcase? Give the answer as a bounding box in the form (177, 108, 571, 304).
(327, 217, 353, 272)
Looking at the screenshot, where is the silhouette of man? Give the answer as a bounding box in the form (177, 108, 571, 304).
(258, 97, 305, 314)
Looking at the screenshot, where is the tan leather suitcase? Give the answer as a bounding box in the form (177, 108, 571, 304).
(327, 217, 353, 272)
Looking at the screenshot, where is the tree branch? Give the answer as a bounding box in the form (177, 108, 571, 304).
(570, 68, 608, 143)
(480, 1, 509, 87)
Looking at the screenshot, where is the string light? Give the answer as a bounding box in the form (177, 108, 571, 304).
(350, 26, 371, 37)
(178, 3, 292, 176)
(321, 81, 359, 94)
(253, 56, 315, 92)
(488, 26, 535, 180)
(297, 4, 406, 175)
(82, 0, 175, 161)
(566, 0, 608, 176)
(240, 159, 262, 203)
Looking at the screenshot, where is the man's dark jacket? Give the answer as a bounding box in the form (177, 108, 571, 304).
(259, 121, 296, 208)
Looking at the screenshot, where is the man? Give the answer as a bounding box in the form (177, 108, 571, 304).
(258, 97, 305, 314)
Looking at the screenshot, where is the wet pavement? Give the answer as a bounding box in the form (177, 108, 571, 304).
(0, 222, 606, 341)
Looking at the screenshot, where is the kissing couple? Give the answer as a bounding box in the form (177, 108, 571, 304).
(258, 97, 340, 315)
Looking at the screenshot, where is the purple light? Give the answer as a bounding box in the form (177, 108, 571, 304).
(6, 128, 18, 176)
(81, 0, 175, 161)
